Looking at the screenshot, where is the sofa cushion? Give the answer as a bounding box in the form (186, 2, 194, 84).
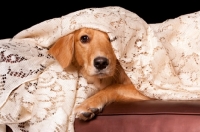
(74, 100, 200, 132)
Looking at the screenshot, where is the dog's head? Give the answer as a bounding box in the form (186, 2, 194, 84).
(49, 28, 117, 80)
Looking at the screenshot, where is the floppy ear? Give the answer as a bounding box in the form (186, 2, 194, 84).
(48, 34, 74, 68)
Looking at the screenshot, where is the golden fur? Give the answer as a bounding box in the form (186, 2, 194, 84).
(49, 28, 150, 121)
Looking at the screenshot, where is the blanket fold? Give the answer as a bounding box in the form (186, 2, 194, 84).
(1, 6, 200, 132)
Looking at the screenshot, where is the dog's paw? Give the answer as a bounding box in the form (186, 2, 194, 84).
(74, 102, 104, 121)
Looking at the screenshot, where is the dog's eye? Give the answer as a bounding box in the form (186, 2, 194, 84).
(80, 35, 90, 43)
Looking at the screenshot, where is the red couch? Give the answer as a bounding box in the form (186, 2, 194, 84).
(74, 100, 200, 132)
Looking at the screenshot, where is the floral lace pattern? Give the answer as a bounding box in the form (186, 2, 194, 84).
(1, 6, 200, 132)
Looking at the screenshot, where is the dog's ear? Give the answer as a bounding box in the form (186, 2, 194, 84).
(48, 34, 74, 68)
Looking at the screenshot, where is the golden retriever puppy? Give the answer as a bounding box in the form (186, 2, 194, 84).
(49, 28, 150, 121)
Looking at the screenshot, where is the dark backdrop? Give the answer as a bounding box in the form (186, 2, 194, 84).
(0, 1, 199, 39)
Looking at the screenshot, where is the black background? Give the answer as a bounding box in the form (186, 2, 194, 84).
(0, 1, 199, 39)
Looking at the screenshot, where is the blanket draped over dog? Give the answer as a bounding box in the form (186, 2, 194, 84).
(1, 6, 200, 132)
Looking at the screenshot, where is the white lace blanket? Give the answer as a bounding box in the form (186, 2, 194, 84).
(1, 6, 200, 132)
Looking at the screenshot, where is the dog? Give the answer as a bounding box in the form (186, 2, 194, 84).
(48, 28, 150, 121)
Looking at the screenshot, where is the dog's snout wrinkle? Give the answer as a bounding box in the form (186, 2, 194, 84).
(94, 57, 109, 70)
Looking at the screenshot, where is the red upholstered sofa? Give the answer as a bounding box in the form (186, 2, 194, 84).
(74, 100, 200, 132)
(6, 100, 200, 132)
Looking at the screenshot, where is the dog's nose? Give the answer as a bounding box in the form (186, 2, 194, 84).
(94, 57, 109, 70)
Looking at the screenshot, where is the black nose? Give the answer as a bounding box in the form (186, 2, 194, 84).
(94, 57, 109, 70)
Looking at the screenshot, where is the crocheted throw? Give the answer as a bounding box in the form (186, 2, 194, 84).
(1, 6, 200, 132)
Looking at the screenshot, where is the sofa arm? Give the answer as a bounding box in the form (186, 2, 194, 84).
(74, 100, 200, 132)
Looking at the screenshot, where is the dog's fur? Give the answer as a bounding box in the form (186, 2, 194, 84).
(49, 28, 150, 121)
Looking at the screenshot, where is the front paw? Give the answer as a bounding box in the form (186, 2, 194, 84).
(74, 102, 104, 121)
